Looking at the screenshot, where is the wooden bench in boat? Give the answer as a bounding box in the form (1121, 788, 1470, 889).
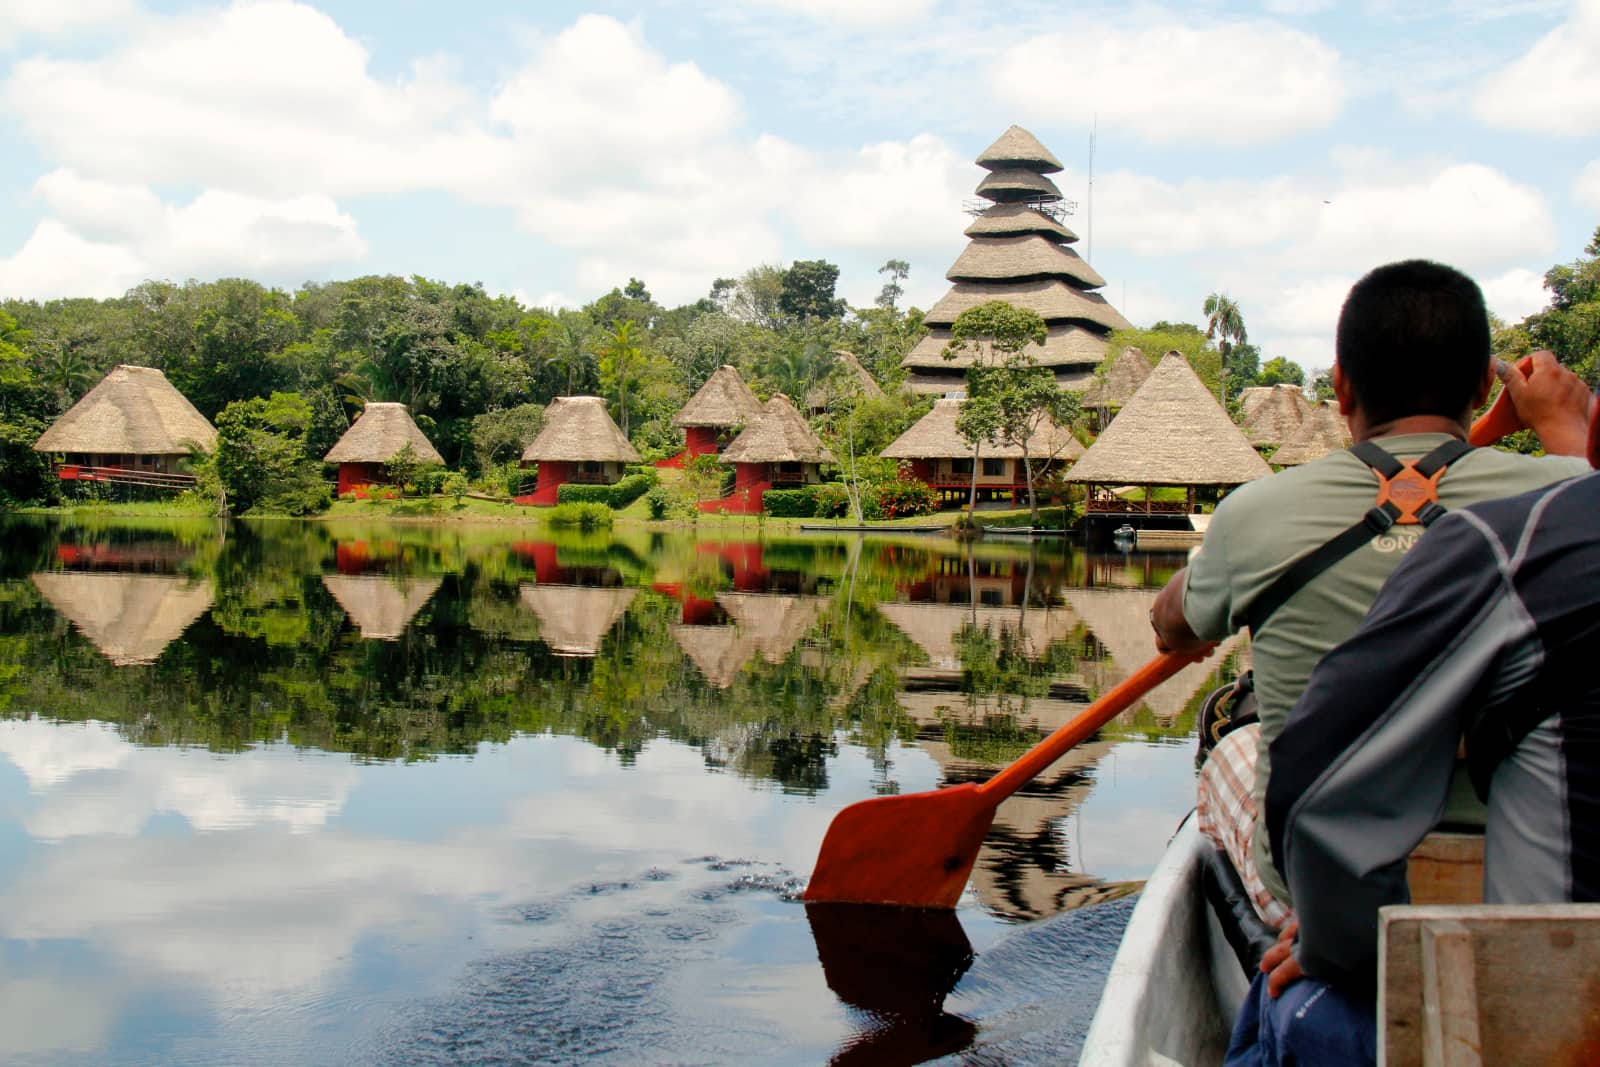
(1379, 903, 1600, 1067)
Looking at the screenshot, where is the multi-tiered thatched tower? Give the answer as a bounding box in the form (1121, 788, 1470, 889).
(903, 125, 1131, 396)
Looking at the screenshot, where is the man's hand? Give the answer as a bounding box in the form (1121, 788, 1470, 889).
(1495, 351, 1592, 458)
(1151, 567, 1211, 655)
(1262, 918, 1305, 999)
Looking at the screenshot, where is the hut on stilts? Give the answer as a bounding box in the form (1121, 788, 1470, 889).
(710, 396, 835, 515)
(323, 402, 444, 497)
(902, 125, 1131, 396)
(1271, 401, 1352, 466)
(33, 365, 217, 491)
(806, 351, 885, 415)
(658, 365, 763, 468)
(517, 396, 641, 505)
(879, 398, 1083, 508)
(1081, 347, 1154, 431)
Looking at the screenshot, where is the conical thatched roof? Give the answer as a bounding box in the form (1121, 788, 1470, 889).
(1238, 385, 1312, 448)
(947, 235, 1105, 289)
(32, 572, 214, 665)
(322, 574, 442, 640)
(976, 125, 1064, 173)
(905, 323, 1107, 372)
(880, 398, 1084, 461)
(1271, 401, 1351, 466)
(520, 583, 637, 657)
(715, 593, 827, 664)
(805, 351, 885, 412)
(964, 203, 1077, 242)
(672, 624, 755, 688)
(878, 602, 1078, 670)
(719, 395, 836, 466)
(521, 396, 641, 464)
(323, 402, 444, 465)
(924, 280, 1132, 332)
(976, 169, 1064, 204)
(34, 365, 217, 456)
(673, 365, 763, 429)
(1067, 353, 1272, 486)
(1081, 347, 1154, 408)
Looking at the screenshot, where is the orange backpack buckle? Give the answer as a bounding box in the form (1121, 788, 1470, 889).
(1373, 461, 1445, 525)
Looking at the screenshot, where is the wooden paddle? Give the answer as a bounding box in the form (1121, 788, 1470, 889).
(802, 650, 1210, 908)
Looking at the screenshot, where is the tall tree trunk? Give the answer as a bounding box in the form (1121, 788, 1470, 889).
(968, 443, 980, 519)
(1023, 446, 1038, 525)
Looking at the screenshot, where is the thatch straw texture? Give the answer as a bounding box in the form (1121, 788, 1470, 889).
(1271, 402, 1351, 466)
(673, 365, 763, 429)
(1067, 353, 1272, 486)
(34, 365, 217, 456)
(805, 351, 885, 411)
(32, 572, 214, 666)
(715, 593, 827, 664)
(323, 402, 444, 464)
(976, 125, 1064, 173)
(947, 235, 1106, 289)
(520, 583, 637, 657)
(905, 322, 1108, 371)
(1081, 347, 1154, 408)
(924, 280, 1132, 332)
(720, 395, 836, 465)
(878, 602, 1078, 670)
(322, 574, 442, 640)
(880, 398, 1084, 461)
(672, 624, 755, 688)
(964, 203, 1078, 242)
(1238, 385, 1312, 447)
(976, 169, 1064, 203)
(521, 396, 642, 464)
(1063, 587, 1246, 722)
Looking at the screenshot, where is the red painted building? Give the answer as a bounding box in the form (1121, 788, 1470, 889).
(705, 395, 835, 515)
(517, 396, 641, 505)
(658, 365, 762, 469)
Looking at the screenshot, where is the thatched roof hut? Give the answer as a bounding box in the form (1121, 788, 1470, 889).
(1068, 353, 1272, 487)
(324, 403, 444, 465)
(975, 169, 1064, 203)
(924, 280, 1132, 332)
(964, 203, 1077, 241)
(805, 351, 885, 413)
(1081, 347, 1154, 409)
(877, 602, 1078, 671)
(881, 398, 1084, 462)
(1272, 401, 1351, 466)
(322, 574, 442, 640)
(720, 396, 836, 466)
(673, 365, 763, 430)
(905, 323, 1107, 375)
(521, 396, 641, 464)
(976, 124, 1064, 173)
(715, 593, 827, 664)
(32, 572, 214, 665)
(520, 583, 637, 657)
(672, 624, 755, 688)
(34, 365, 217, 457)
(947, 235, 1106, 288)
(1238, 385, 1312, 448)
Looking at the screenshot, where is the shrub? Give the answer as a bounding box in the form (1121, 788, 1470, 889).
(546, 502, 613, 530)
(875, 478, 938, 519)
(645, 483, 691, 520)
(413, 465, 447, 497)
(609, 472, 654, 507)
(557, 483, 618, 506)
(555, 471, 656, 509)
(810, 482, 852, 518)
(761, 487, 817, 518)
(505, 462, 533, 498)
(442, 471, 469, 505)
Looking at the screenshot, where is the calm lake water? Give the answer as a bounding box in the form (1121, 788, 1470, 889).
(0, 516, 1246, 1065)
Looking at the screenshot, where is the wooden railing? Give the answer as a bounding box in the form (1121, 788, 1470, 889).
(57, 465, 196, 489)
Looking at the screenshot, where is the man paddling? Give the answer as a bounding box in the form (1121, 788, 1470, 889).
(1150, 259, 1592, 929)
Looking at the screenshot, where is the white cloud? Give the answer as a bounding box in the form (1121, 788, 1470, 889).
(1473, 0, 1600, 135)
(0, 0, 134, 46)
(739, 0, 939, 27)
(991, 16, 1343, 144)
(1576, 160, 1600, 212)
(779, 133, 970, 251)
(1481, 267, 1552, 322)
(1261, 0, 1333, 11)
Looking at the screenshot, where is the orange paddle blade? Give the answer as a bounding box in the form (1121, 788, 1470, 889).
(1469, 354, 1535, 447)
(803, 651, 1207, 908)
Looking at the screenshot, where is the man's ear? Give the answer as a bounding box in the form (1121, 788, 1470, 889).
(1331, 363, 1356, 416)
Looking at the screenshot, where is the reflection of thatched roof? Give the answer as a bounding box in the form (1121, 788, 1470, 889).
(32, 572, 214, 665)
(924, 280, 1132, 332)
(976, 125, 1064, 173)
(806, 351, 885, 412)
(880, 399, 1084, 461)
(1271, 402, 1351, 466)
(904, 323, 1107, 371)
(673, 365, 763, 429)
(964, 203, 1077, 242)
(34, 365, 217, 456)
(1062, 587, 1245, 722)
(521, 396, 641, 464)
(672, 624, 755, 688)
(976, 169, 1064, 203)
(714, 593, 827, 664)
(323, 402, 444, 465)
(1068, 354, 1272, 486)
(947, 235, 1106, 289)
(878, 601, 1078, 670)
(1081, 347, 1154, 408)
(322, 574, 442, 641)
(520, 583, 637, 657)
(1238, 385, 1311, 448)
(720, 396, 836, 465)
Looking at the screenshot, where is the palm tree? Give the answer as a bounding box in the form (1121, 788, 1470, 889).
(35, 342, 97, 412)
(1203, 293, 1247, 404)
(550, 311, 596, 397)
(598, 320, 643, 436)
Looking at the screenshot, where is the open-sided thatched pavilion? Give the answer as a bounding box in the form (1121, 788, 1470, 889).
(323, 402, 444, 496)
(710, 396, 835, 515)
(518, 396, 641, 505)
(1067, 352, 1270, 520)
(879, 398, 1083, 508)
(33, 365, 217, 489)
(659, 365, 762, 468)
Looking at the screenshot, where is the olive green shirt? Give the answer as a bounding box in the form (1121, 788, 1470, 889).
(1182, 433, 1588, 904)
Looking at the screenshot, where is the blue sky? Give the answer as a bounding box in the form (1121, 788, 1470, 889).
(1, 0, 1596, 370)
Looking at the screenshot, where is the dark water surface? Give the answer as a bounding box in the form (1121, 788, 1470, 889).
(0, 516, 1245, 1065)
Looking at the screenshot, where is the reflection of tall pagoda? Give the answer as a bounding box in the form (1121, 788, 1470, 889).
(903, 125, 1131, 396)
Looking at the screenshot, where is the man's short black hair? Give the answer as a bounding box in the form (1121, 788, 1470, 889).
(1335, 259, 1491, 426)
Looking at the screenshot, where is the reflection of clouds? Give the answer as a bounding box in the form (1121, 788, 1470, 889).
(0, 975, 119, 1057)
(0, 718, 357, 840)
(1058, 742, 1197, 883)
